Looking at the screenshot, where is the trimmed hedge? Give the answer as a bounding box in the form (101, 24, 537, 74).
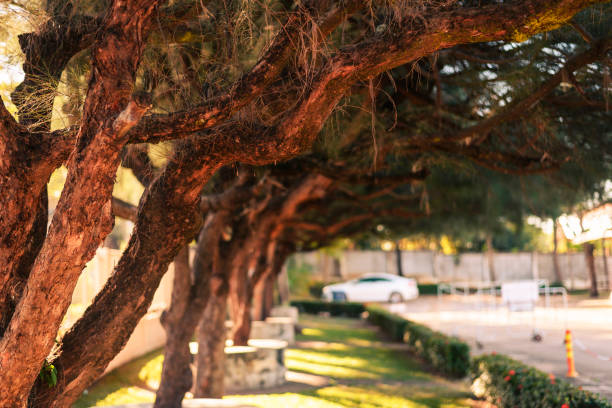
(417, 283, 439, 295)
(471, 354, 612, 408)
(290, 299, 365, 318)
(366, 305, 470, 378)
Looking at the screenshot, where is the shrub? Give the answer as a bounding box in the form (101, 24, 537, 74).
(366, 305, 470, 378)
(290, 300, 365, 318)
(471, 354, 612, 408)
(417, 283, 439, 295)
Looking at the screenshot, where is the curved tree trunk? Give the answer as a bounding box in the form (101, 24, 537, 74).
(154, 210, 227, 408)
(154, 246, 194, 408)
(0, 2, 161, 404)
(30, 155, 220, 408)
(262, 270, 276, 320)
(194, 274, 230, 398)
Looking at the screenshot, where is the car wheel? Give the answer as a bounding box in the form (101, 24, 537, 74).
(389, 292, 403, 304)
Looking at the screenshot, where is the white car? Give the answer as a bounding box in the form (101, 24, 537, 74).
(322, 273, 419, 303)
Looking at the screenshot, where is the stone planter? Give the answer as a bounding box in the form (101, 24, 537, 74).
(250, 317, 295, 344)
(189, 339, 287, 393)
(269, 306, 299, 324)
(224, 339, 287, 392)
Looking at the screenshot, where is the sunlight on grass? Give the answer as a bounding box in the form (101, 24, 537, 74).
(138, 353, 164, 388)
(297, 316, 378, 346)
(229, 384, 473, 408)
(84, 386, 154, 407)
(302, 327, 324, 337)
(77, 315, 473, 407)
(226, 392, 346, 408)
(74, 350, 163, 408)
(287, 343, 429, 381)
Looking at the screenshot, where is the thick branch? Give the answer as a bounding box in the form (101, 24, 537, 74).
(454, 36, 612, 144)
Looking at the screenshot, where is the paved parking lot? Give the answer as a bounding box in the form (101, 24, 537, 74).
(389, 294, 612, 400)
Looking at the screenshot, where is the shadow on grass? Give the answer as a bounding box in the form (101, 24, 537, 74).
(74, 349, 163, 408)
(230, 384, 474, 408)
(287, 346, 430, 381)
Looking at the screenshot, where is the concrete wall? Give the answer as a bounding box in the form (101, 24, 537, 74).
(291, 249, 611, 289)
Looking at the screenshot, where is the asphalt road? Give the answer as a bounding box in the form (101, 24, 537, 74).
(388, 294, 612, 400)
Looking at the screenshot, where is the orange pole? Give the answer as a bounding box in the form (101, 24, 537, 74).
(565, 329, 579, 378)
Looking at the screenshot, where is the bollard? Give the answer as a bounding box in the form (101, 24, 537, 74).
(565, 329, 579, 378)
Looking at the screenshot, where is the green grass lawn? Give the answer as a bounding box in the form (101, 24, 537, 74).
(76, 315, 477, 408)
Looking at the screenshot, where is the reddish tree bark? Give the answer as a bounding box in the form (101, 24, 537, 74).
(154, 246, 193, 408)
(194, 273, 230, 398)
(230, 175, 332, 344)
(154, 210, 227, 407)
(31, 150, 220, 407)
(0, 1, 161, 404)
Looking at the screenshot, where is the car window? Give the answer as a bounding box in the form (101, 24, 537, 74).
(357, 277, 391, 283)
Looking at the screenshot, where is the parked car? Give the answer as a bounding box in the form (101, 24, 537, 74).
(321, 273, 419, 303)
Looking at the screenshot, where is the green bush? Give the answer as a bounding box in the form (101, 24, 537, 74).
(290, 300, 365, 318)
(286, 257, 314, 297)
(417, 283, 439, 295)
(471, 354, 611, 408)
(366, 306, 470, 378)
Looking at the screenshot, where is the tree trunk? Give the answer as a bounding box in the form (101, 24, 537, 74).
(154, 210, 227, 408)
(194, 275, 229, 398)
(30, 156, 220, 408)
(277, 264, 290, 305)
(252, 275, 267, 322)
(0, 13, 96, 333)
(154, 246, 194, 408)
(486, 234, 496, 282)
(262, 270, 276, 320)
(584, 243, 599, 298)
(0, 191, 48, 334)
(230, 281, 254, 346)
(0, 2, 161, 403)
(395, 241, 403, 276)
(552, 218, 563, 284)
(602, 238, 610, 292)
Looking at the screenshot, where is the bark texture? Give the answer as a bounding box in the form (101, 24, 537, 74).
(230, 175, 332, 345)
(194, 274, 229, 398)
(154, 247, 194, 408)
(0, 1, 160, 404)
(154, 212, 226, 408)
(32, 152, 219, 407)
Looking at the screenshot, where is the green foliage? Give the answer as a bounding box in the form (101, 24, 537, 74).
(417, 283, 439, 295)
(471, 354, 611, 408)
(367, 306, 470, 378)
(39, 361, 58, 388)
(290, 300, 365, 318)
(286, 257, 314, 297)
